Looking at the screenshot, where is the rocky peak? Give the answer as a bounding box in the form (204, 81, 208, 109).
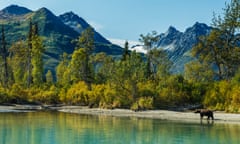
(155, 22, 213, 73)
(59, 12, 110, 44)
(1, 5, 32, 15)
(60, 12, 81, 22)
(185, 22, 211, 35)
(36, 7, 56, 18)
(166, 26, 180, 35)
(33, 7, 63, 28)
(157, 26, 182, 49)
(179, 22, 212, 51)
(59, 12, 90, 32)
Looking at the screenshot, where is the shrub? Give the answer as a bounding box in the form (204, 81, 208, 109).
(0, 87, 9, 103)
(130, 102, 139, 111)
(203, 81, 230, 110)
(9, 84, 29, 103)
(131, 97, 153, 111)
(31, 85, 59, 104)
(66, 81, 89, 105)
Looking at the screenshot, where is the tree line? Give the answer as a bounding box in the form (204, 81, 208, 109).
(0, 0, 239, 112)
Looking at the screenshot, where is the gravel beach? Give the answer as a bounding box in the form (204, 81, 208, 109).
(59, 106, 240, 124)
(1, 105, 240, 124)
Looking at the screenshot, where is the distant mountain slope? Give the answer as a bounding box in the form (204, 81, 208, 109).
(0, 5, 123, 75)
(123, 22, 212, 73)
(157, 22, 212, 73)
(0, 5, 212, 75)
(58, 11, 123, 55)
(59, 12, 110, 44)
(0, 5, 32, 16)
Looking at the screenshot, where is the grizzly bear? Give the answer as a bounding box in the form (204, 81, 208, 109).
(195, 109, 214, 120)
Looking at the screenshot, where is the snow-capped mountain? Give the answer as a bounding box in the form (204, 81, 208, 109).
(158, 22, 211, 61)
(158, 22, 212, 73)
(110, 22, 212, 73)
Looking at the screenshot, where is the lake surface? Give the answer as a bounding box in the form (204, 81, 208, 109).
(0, 111, 240, 144)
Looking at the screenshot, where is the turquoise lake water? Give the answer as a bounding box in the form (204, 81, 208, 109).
(0, 111, 240, 144)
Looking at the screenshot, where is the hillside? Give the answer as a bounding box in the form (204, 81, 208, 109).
(0, 5, 214, 75)
(0, 5, 123, 74)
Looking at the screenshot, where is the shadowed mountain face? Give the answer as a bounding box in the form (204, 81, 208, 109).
(59, 12, 110, 44)
(157, 22, 212, 73)
(0, 5, 32, 16)
(0, 5, 123, 75)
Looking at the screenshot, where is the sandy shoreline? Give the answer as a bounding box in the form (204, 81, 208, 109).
(1, 105, 240, 124)
(59, 107, 240, 124)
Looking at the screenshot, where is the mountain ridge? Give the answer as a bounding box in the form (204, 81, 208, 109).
(0, 5, 123, 76)
(59, 11, 111, 44)
(157, 22, 212, 73)
(1, 5, 32, 15)
(113, 22, 212, 73)
(1, 5, 213, 74)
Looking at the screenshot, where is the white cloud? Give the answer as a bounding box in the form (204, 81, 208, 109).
(131, 45, 146, 53)
(88, 21, 104, 31)
(108, 38, 146, 53)
(108, 38, 137, 47)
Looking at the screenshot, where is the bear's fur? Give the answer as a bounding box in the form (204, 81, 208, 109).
(195, 109, 214, 120)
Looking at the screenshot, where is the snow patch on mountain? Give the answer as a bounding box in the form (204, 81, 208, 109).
(161, 43, 176, 51)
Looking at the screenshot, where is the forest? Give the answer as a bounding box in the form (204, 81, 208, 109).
(0, 0, 239, 112)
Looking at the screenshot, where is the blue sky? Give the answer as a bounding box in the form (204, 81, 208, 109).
(0, 0, 227, 41)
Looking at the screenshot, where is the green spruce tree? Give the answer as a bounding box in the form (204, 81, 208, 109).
(122, 41, 130, 61)
(73, 27, 95, 90)
(139, 31, 159, 79)
(0, 25, 9, 88)
(31, 23, 44, 86)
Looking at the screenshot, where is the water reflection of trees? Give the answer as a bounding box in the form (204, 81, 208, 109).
(0, 112, 240, 144)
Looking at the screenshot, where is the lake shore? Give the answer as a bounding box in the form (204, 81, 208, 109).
(59, 106, 240, 124)
(1, 105, 240, 124)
